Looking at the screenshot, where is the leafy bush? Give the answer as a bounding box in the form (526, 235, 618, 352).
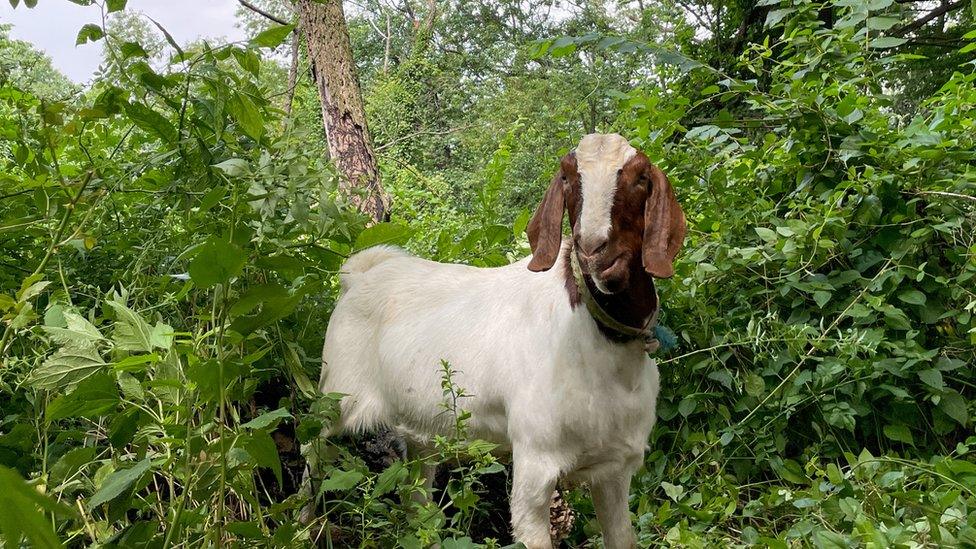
(1, 0, 975, 547)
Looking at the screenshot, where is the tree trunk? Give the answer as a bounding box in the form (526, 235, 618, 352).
(297, 0, 389, 222)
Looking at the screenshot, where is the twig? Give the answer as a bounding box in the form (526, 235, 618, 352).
(915, 190, 976, 203)
(893, 0, 966, 37)
(238, 0, 290, 26)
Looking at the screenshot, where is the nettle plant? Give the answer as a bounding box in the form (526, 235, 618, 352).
(0, 6, 507, 548)
(620, 0, 976, 545)
(532, 0, 976, 545)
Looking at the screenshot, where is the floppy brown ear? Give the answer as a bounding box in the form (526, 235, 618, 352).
(526, 170, 566, 272)
(642, 164, 686, 278)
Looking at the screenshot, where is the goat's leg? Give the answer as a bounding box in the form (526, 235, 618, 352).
(591, 470, 637, 549)
(510, 454, 559, 549)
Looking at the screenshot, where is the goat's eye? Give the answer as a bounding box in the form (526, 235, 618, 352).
(617, 169, 623, 176)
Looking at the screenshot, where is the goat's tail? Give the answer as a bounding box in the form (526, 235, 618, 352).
(339, 245, 408, 292)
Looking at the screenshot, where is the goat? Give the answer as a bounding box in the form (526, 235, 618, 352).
(315, 133, 686, 548)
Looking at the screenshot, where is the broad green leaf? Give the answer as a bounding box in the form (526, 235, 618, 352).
(866, 16, 900, 30)
(319, 469, 363, 492)
(106, 0, 126, 12)
(18, 278, 50, 302)
(251, 24, 295, 48)
(897, 290, 926, 305)
(661, 481, 684, 501)
(213, 158, 249, 177)
(43, 311, 104, 346)
(232, 48, 261, 77)
(240, 407, 292, 430)
(372, 462, 408, 497)
(106, 298, 171, 352)
(242, 432, 282, 485)
(870, 37, 907, 49)
(28, 345, 106, 389)
(227, 92, 264, 141)
(119, 41, 148, 60)
(754, 227, 777, 243)
(76, 24, 104, 45)
(352, 222, 414, 251)
(765, 8, 794, 28)
(744, 372, 765, 396)
(0, 466, 75, 549)
(124, 102, 177, 143)
(88, 457, 152, 509)
(939, 391, 969, 426)
(188, 239, 247, 288)
(46, 374, 120, 422)
(918, 368, 944, 390)
(883, 424, 914, 445)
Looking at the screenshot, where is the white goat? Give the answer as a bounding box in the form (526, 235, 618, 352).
(316, 133, 686, 549)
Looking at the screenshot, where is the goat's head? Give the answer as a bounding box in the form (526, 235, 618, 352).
(526, 133, 686, 294)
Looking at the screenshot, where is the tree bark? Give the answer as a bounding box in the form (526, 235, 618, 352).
(297, 0, 389, 222)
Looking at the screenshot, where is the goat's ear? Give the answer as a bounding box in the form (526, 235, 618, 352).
(642, 163, 686, 278)
(526, 169, 566, 272)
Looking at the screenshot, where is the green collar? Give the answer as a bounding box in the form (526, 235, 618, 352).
(570, 247, 661, 353)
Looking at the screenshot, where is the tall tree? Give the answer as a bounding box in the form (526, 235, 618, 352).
(297, 0, 389, 222)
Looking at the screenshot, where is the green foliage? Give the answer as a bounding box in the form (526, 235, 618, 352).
(1, 0, 975, 547)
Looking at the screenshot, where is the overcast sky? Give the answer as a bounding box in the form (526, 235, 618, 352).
(0, 0, 247, 83)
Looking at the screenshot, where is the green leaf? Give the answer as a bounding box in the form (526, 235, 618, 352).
(232, 48, 261, 77)
(372, 462, 408, 497)
(813, 291, 831, 308)
(28, 345, 106, 389)
(46, 374, 120, 422)
(883, 424, 914, 445)
(124, 102, 177, 143)
(897, 290, 926, 305)
(240, 407, 292, 430)
(106, 298, 171, 352)
(227, 92, 264, 141)
(0, 466, 75, 548)
(765, 8, 794, 28)
(939, 391, 969, 426)
(188, 239, 247, 288)
(243, 432, 282, 485)
(352, 222, 414, 251)
(918, 368, 944, 390)
(870, 36, 907, 49)
(106, 0, 126, 13)
(251, 24, 295, 48)
(677, 397, 697, 417)
(43, 311, 104, 346)
(755, 227, 777, 243)
(319, 469, 363, 493)
(76, 24, 104, 45)
(119, 41, 148, 60)
(661, 481, 684, 501)
(866, 16, 900, 30)
(88, 457, 152, 509)
(744, 372, 765, 396)
(213, 158, 249, 177)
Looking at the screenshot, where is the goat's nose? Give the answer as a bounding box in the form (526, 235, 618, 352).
(578, 237, 608, 258)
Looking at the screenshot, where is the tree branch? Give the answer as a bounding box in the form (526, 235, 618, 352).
(238, 0, 290, 26)
(893, 0, 966, 37)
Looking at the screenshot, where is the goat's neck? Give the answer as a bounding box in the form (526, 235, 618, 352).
(562, 248, 658, 338)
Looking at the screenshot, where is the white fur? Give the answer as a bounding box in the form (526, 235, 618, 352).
(319, 242, 659, 549)
(576, 133, 637, 256)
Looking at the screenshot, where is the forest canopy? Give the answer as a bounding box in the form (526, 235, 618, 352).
(1, 0, 975, 546)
